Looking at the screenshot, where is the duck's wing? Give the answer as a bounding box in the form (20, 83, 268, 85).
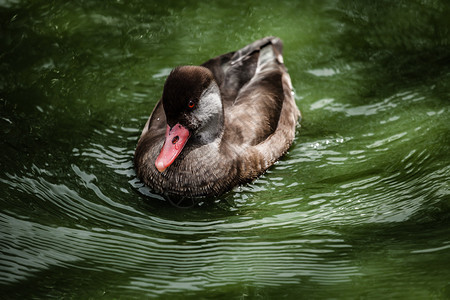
(222, 37, 296, 146)
(219, 37, 299, 181)
(201, 36, 282, 104)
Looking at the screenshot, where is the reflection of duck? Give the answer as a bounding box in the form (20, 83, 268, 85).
(134, 36, 301, 198)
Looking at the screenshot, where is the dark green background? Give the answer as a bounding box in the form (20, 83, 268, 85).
(1, 0, 449, 298)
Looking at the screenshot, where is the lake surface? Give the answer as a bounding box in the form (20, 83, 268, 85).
(1, 0, 449, 298)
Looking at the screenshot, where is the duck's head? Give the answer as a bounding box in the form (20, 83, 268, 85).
(155, 66, 223, 173)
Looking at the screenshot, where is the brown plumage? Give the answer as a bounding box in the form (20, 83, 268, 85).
(134, 36, 301, 198)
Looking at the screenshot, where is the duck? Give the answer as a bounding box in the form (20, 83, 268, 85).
(134, 36, 301, 199)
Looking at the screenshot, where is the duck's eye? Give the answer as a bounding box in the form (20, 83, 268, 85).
(188, 100, 195, 109)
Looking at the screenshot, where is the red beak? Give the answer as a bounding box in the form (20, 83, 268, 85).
(155, 123, 191, 172)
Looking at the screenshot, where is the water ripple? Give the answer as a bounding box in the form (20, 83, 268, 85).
(0, 211, 360, 292)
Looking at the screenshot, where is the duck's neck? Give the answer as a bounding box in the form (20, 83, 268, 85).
(192, 82, 224, 145)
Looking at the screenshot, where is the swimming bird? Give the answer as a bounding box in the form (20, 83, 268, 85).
(134, 36, 300, 198)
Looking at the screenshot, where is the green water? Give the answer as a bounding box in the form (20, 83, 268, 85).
(1, 0, 449, 298)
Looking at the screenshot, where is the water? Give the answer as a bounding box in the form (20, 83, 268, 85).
(1, 0, 449, 298)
